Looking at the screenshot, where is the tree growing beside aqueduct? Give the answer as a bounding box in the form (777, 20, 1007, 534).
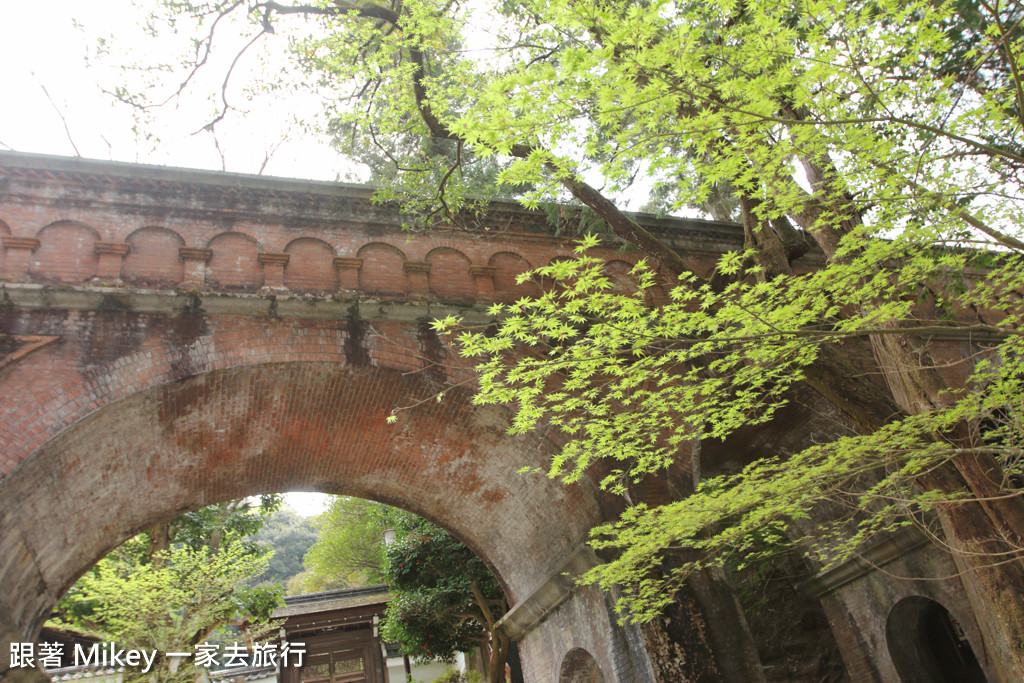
(109, 0, 1024, 676)
(1, 0, 1023, 680)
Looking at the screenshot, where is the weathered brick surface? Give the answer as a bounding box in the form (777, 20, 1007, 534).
(0, 300, 625, 679)
(522, 585, 654, 683)
(815, 541, 997, 682)
(0, 154, 742, 298)
(0, 152, 995, 683)
(1, 153, 708, 682)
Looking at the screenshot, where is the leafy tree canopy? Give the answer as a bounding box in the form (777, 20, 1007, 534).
(252, 506, 318, 589)
(298, 498, 509, 683)
(167, 494, 282, 555)
(105, 0, 1024, 674)
(51, 497, 284, 681)
(298, 496, 404, 591)
(380, 512, 510, 683)
(61, 541, 277, 683)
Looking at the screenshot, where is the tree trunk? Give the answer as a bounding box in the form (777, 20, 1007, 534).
(631, 474, 767, 682)
(872, 333, 1024, 679)
(469, 580, 510, 683)
(788, 154, 1024, 677)
(147, 521, 171, 562)
(919, 461, 1024, 681)
(487, 630, 511, 683)
(687, 567, 768, 683)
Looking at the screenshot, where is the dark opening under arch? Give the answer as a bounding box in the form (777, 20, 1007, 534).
(886, 596, 987, 683)
(559, 648, 605, 683)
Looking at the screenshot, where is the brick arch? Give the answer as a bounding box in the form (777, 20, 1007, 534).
(0, 152, 762, 683)
(124, 226, 186, 287)
(885, 596, 986, 683)
(425, 247, 475, 303)
(0, 320, 349, 469)
(284, 237, 337, 293)
(206, 232, 263, 291)
(357, 242, 408, 296)
(30, 221, 102, 284)
(488, 251, 539, 302)
(0, 359, 603, 658)
(560, 648, 606, 683)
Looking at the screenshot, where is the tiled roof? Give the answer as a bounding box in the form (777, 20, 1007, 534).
(209, 664, 277, 681)
(271, 585, 390, 619)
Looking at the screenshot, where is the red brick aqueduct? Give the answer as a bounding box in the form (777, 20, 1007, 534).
(0, 152, 1001, 682)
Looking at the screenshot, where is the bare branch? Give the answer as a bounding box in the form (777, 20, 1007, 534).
(37, 79, 81, 156)
(194, 29, 270, 134)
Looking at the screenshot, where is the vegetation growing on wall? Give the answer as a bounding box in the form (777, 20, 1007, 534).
(103, 0, 1024, 675)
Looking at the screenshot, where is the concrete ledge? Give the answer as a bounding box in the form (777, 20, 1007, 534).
(799, 526, 929, 598)
(0, 283, 493, 325)
(497, 544, 602, 641)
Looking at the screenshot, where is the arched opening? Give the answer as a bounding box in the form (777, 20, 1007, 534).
(886, 596, 987, 683)
(42, 493, 506, 683)
(559, 648, 605, 683)
(0, 360, 605, 681)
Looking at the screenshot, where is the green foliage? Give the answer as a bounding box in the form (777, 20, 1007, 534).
(52, 499, 284, 680)
(54, 542, 279, 682)
(121, 0, 1024, 637)
(300, 497, 406, 591)
(299, 498, 508, 680)
(150, 495, 282, 556)
(380, 514, 505, 663)
(437, 239, 1024, 620)
(433, 669, 483, 683)
(252, 506, 318, 589)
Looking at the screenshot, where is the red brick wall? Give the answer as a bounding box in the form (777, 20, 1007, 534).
(0, 156, 735, 298)
(0, 154, 702, 683)
(0, 152, 999, 683)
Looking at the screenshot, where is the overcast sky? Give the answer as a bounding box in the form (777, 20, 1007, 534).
(1, 1, 342, 516)
(0, 0, 350, 180)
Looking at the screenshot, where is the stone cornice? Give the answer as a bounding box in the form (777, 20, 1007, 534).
(179, 247, 213, 262)
(257, 252, 290, 266)
(496, 544, 602, 641)
(402, 261, 431, 274)
(799, 527, 930, 599)
(1, 236, 40, 251)
(0, 282, 493, 325)
(0, 150, 761, 255)
(469, 265, 498, 277)
(93, 242, 130, 256)
(333, 257, 363, 270)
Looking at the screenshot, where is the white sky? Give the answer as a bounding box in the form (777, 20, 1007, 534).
(283, 492, 330, 517)
(1, 1, 340, 518)
(0, 0, 351, 180)
(0, 0, 658, 205)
